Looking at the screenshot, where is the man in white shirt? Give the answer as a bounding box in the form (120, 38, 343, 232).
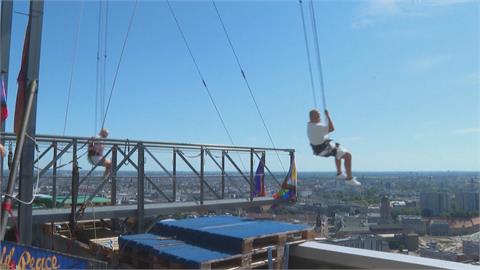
(88, 128, 112, 178)
(307, 109, 361, 186)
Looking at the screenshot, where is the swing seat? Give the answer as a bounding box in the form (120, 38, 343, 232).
(311, 140, 338, 157)
(88, 154, 105, 166)
(87, 140, 105, 166)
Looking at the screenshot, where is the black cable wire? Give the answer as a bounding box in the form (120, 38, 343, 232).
(298, 0, 318, 109)
(95, 1, 102, 134)
(101, 0, 138, 129)
(166, 0, 237, 151)
(309, 0, 327, 110)
(102, 0, 109, 126)
(62, 2, 84, 136)
(211, 0, 286, 173)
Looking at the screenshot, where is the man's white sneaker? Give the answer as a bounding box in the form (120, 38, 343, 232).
(345, 177, 361, 186)
(335, 173, 347, 180)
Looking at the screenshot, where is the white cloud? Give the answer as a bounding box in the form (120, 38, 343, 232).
(412, 0, 476, 7)
(352, 0, 476, 29)
(352, 0, 402, 28)
(407, 54, 452, 72)
(451, 127, 480, 134)
(461, 71, 480, 85)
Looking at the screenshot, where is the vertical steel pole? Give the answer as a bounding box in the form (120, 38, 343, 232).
(0, 0, 13, 220)
(221, 150, 225, 199)
(137, 143, 144, 233)
(18, 0, 44, 245)
(250, 149, 254, 202)
(111, 145, 118, 230)
(172, 149, 176, 202)
(261, 151, 266, 196)
(52, 141, 57, 208)
(200, 147, 204, 205)
(70, 139, 78, 238)
(0, 81, 37, 240)
(111, 145, 117, 205)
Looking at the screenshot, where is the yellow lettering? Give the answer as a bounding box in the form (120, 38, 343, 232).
(4, 248, 15, 269)
(18, 251, 31, 270)
(51, 256, 59, 270)
(1, 246, 6, 263)
(29, 253, 36, 269)
(35, 257, 45, 270)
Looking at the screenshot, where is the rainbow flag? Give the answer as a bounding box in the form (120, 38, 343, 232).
(0, 73, 8, 121)
(273, 159, 297, 201)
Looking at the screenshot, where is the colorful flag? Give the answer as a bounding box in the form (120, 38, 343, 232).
(273, 158, 297, 202)
(0, 73, 8, 121)
(254, 160, 265, 197)
(14, 20, 30, 135)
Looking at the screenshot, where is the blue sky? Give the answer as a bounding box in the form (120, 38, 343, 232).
(3, 0, 479, 172)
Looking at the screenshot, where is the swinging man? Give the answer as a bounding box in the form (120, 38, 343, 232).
(88, 128, 112, 178)
(307, 109, 361, 186)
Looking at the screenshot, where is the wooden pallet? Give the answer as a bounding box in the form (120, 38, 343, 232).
(242, 228, 315, 253)
(118, 228, 315, 269)
(240, 228, 314, 269)
(152, 253, 244, 270)
(89, 237, 119, 260)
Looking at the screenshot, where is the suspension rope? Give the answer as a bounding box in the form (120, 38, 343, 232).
(166, 1, 249, 172)
(166, 1, 236, 151)
(102, 0, 109, 125)
(101, 0, 138, 129)
(308, 0, 327, 110)
(211, 0, 286, 172)
(95, 1, 103, 134)
(62, 2, 84, 136)
(298, 0, 318, 109)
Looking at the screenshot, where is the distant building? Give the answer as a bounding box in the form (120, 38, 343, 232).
(420, 191, 451, 216)
(399, 215, 426, 236)
(322, 235, 388, 252)
(370, 224, 404, 234)
(429, 220, 449, 236)
(404, 233, 419, 251)
(455, 191, 480, 213)
(300, 190, 313, 198)
(315, 214, 329, 237)
(385, 181, 391, 191)
(449, 217, 480, 236)
(380, 196, 391, 224)
(390, 201, 406, 208)
(367, 213, 381, 224)
(334, 215, 371, 237)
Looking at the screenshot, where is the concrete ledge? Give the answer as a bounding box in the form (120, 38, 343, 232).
(290, 241, 477, 270)
(10, 197, 277, 224)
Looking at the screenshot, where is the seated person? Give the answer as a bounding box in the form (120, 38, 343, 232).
(88, 128, 112, 178)
(307, 109, 361, 186)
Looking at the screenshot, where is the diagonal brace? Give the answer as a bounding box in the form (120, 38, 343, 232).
(177, 150, 220, 199)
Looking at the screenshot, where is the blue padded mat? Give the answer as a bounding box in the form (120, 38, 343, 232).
(153, 215, 310, 254)
(155, 216, 308, 238)
(119, 233, 235, 267)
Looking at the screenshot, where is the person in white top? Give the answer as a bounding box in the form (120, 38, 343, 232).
(307, 109, 361, 186)
(88, 128, 112, 178)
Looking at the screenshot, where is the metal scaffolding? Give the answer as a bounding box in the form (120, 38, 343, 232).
(1, 132, 294, 235)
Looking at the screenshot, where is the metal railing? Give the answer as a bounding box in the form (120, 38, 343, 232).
(1, 132, 294, 226)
